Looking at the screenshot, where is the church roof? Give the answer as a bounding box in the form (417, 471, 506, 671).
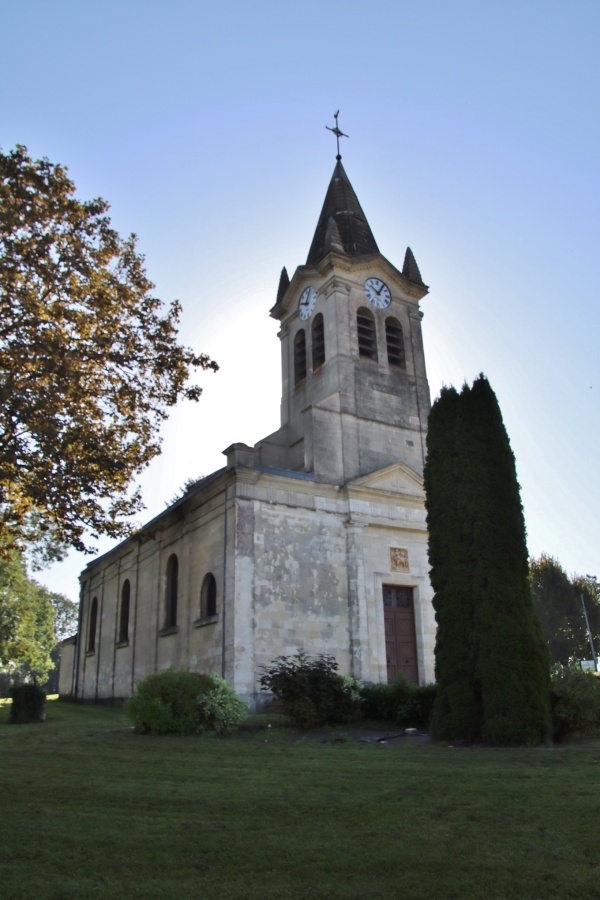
(306, 160, 379, 265)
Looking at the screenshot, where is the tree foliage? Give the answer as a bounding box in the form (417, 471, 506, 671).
(571, 573, 600, 663)
(530, 556, 599, 665)
(0, 145, 217, 559)
(0, 551, 56, 684)
(550, 665, 600, 740)
(425, 375, 551, 745)
(48, 591, 79, 643)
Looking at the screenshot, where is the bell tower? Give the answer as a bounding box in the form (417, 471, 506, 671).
(255, 145, 431, 485)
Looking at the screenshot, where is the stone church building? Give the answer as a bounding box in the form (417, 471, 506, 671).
(67, 154, 437, 707)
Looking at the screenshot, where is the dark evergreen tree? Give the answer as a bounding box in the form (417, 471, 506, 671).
(425, 375, 551, 745)
(425, 386, 480, 740)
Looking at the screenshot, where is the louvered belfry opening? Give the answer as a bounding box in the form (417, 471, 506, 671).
(312, 314, 325, 369)
(357, 307, 377, 360)
(385, 317, 405, 367)
(294, 329, 307, 383)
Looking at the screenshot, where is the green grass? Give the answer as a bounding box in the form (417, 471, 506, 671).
(1, 701, 600, 898)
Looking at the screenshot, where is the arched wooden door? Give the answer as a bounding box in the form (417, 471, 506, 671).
(383, 585, 418, 684)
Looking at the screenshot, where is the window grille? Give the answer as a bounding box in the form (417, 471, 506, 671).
(382, 585, 413, 609)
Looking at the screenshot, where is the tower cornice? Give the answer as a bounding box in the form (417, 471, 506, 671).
(270, 250, 428, 321)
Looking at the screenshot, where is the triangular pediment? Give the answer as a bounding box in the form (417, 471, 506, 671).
(349, 462, 424, 498)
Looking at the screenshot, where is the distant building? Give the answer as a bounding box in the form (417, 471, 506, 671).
(67, 156, 436, 707)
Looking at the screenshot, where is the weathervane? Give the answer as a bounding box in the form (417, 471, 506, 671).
(326, 110, 348, 160)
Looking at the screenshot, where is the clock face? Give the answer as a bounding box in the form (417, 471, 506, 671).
(364, 277, 391, 309)
(298, 286, 317, 320)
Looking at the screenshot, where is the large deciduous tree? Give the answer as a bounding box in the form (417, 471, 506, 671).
(529, 555, 582, 665)
(530, 556, 600, 665)
(573, 574, 600, 662)
(0, 145, 217, 560)
(0, 552, 56, 685)
(425, 375, 551, 745)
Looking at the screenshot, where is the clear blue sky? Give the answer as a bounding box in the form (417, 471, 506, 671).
(2, 0, 599, 601)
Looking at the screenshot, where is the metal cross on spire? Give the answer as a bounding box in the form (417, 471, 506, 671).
(326, 110, 349, 160)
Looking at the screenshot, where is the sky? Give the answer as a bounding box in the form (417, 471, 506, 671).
(2, 0, 599, 602)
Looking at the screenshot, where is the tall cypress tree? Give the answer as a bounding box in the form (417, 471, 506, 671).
(425, 387, 480, 740)
(425, 375, 551, 745)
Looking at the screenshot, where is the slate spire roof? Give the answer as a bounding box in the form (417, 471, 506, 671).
(306, 160, 379, 265)
(402, 247, 425, 286)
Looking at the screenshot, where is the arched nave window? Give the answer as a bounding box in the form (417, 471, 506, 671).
(201, 573, 218, 619)
(165, 555, 178, 628)
(87, 596, 98, 653)
(118, 580, 130, 644)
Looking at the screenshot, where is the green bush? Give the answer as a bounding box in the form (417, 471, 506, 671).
(399, 683, 437, 729)
(259, 651, 362, 729)
(127, 669, 213, 734)
(196, 674, 248, 735)
(9, 683, 46, 724)
(550, 666, 600, 741)
(361, 681, 412, 722)
(361, 679, 437, 729)
(127, 668, 247, 736)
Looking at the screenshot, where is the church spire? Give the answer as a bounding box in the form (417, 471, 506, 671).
(306, 159, 379, 266)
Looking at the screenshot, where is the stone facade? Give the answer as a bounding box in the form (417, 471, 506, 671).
(68, 158, 436, 707)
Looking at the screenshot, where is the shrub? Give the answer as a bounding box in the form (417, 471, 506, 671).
(550, 666, 600, 741)
(127, 668, 247, 736)
(127, 669, 214, 735)
(361, 681, 412, 723)
(259, 651, 362, 729)
(196, 674, 248, 735)
(9, 683, 47, 724)
(361, 679, 437, 729)
(399, 683, 437, 729)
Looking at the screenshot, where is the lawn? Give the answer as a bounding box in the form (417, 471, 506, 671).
(0, 699, 599, 899)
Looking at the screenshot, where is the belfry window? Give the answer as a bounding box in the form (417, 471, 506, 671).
(294, 329, 307, 383)
(165, 554, 178, 628)
(118, 579, 130, 644)
(311, 314, 325, 369)
(87, 596, 98, 653)
(357, 307, 377, 360)
(385, 317, 405, 368)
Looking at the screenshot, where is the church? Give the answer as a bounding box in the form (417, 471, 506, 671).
(66, 144, 437, 708)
